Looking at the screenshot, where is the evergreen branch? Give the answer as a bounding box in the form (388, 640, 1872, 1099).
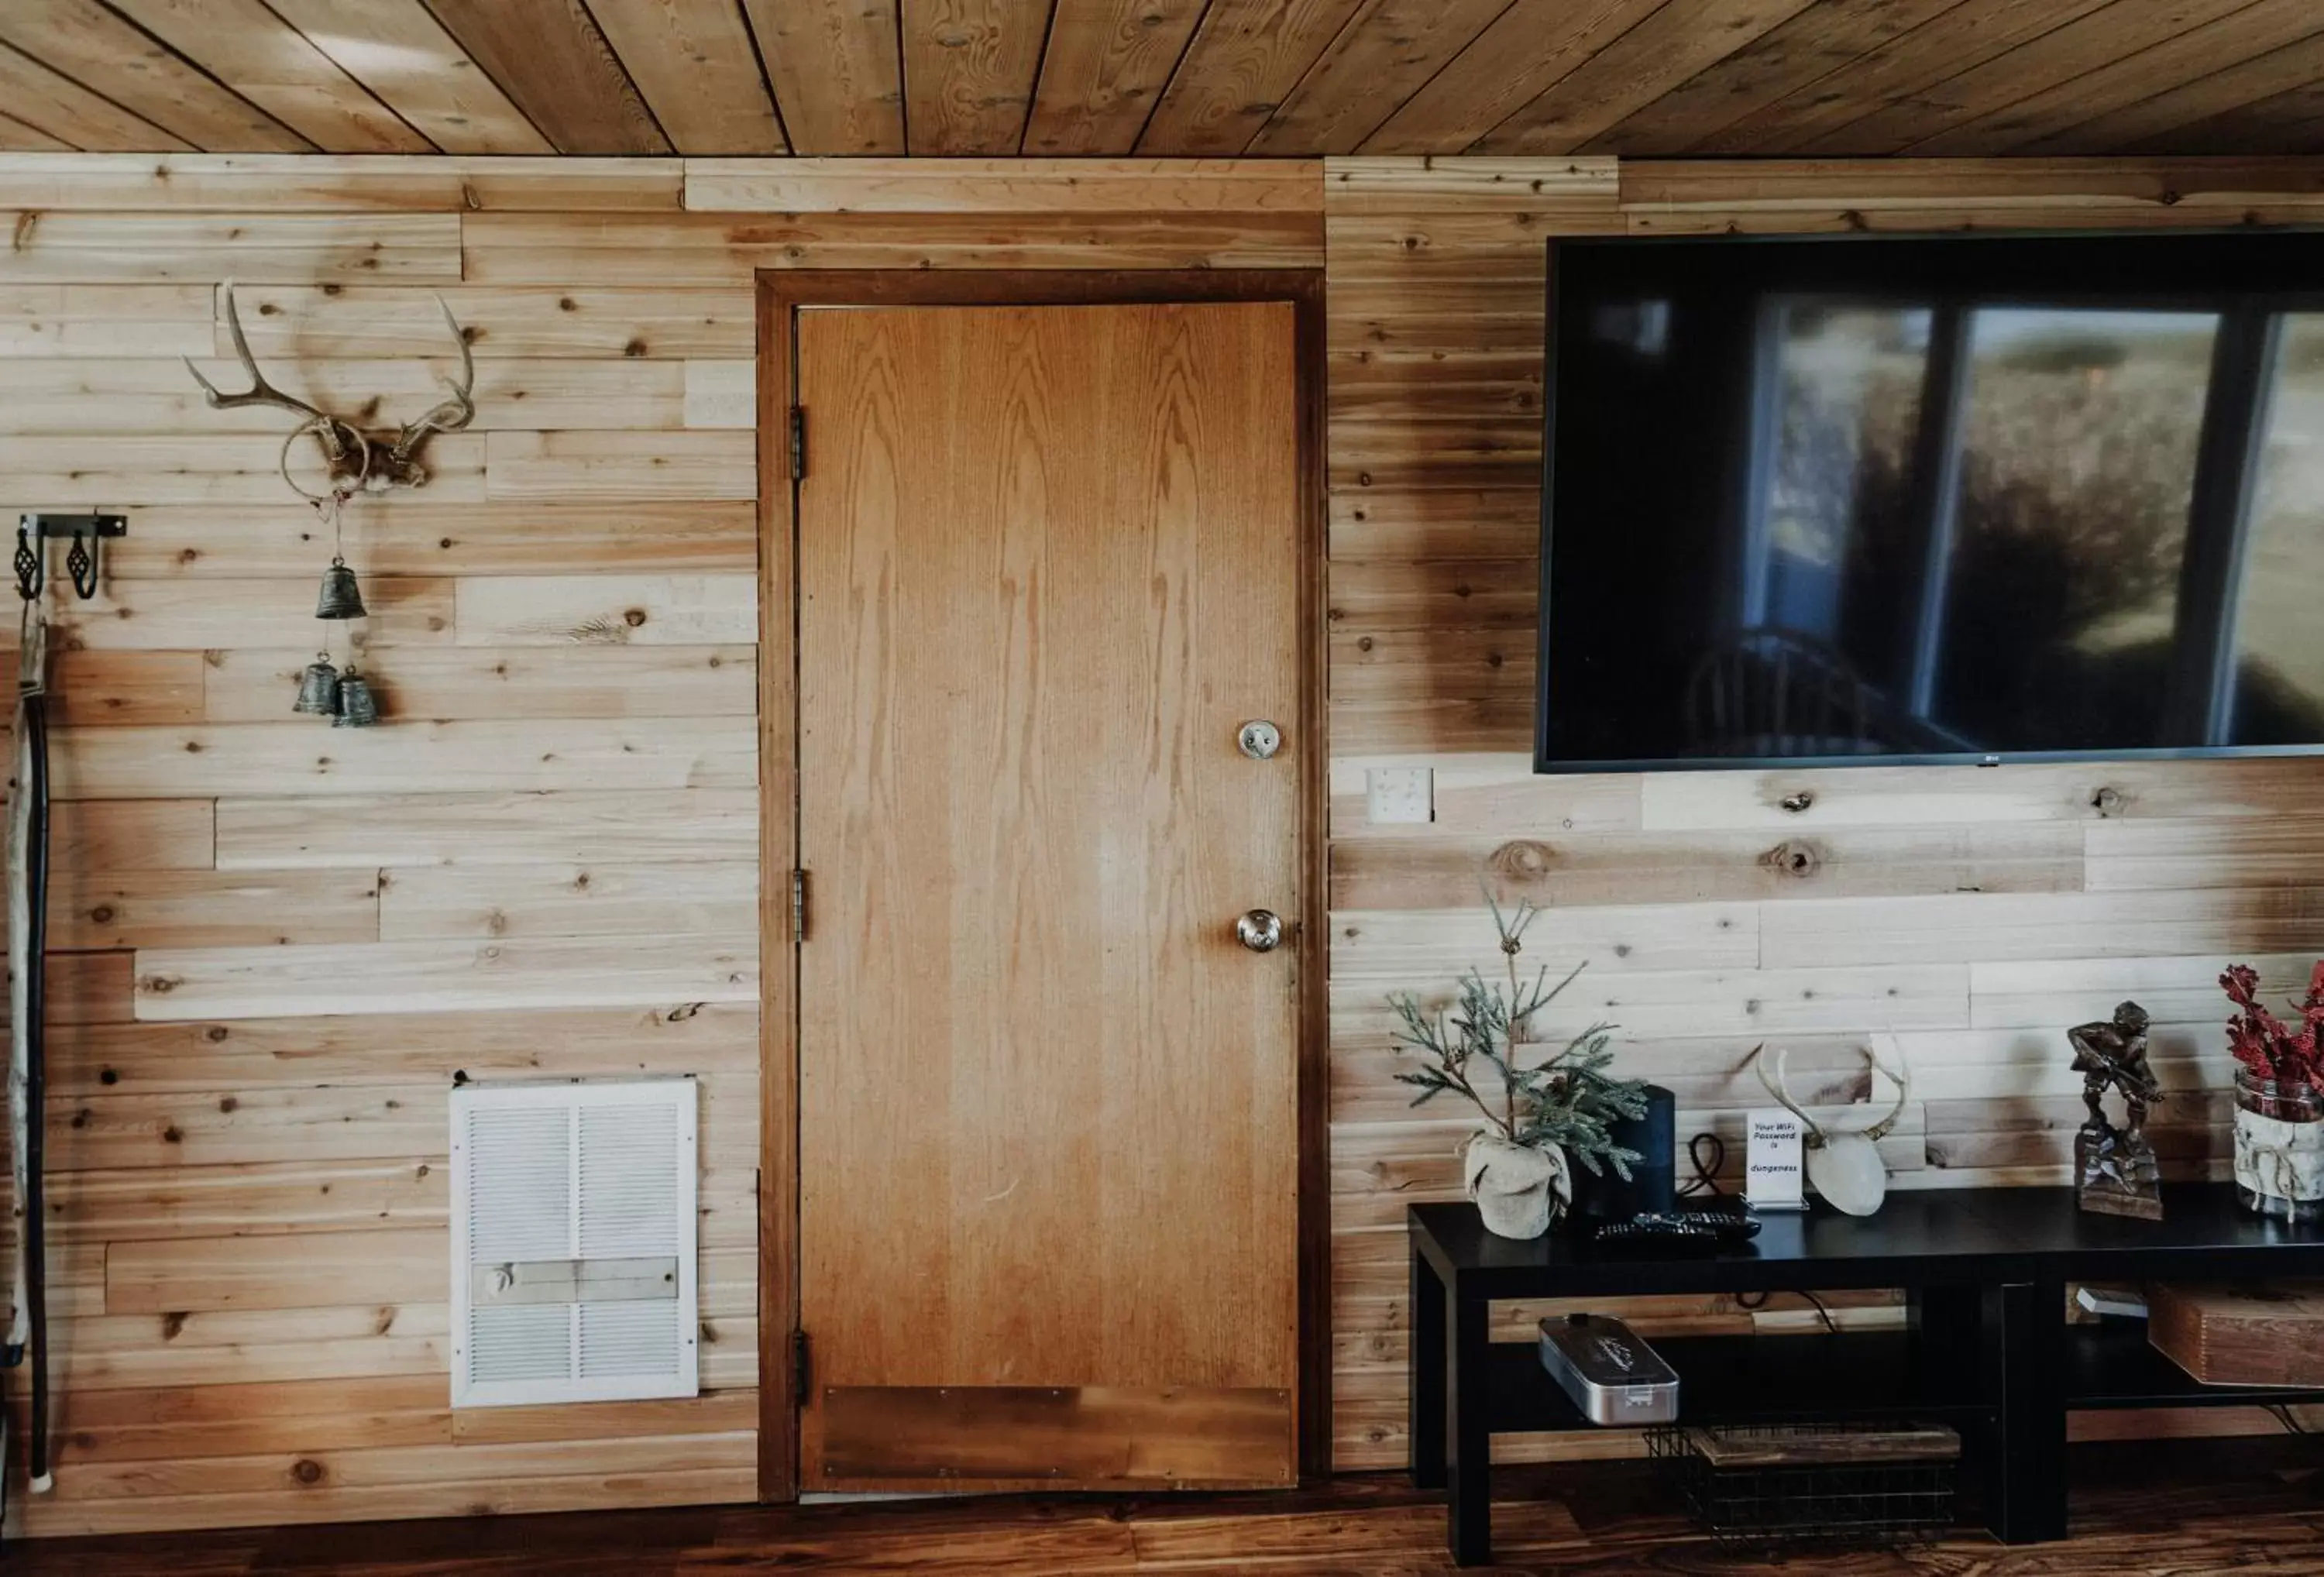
(1384, 888, 1653, 1183)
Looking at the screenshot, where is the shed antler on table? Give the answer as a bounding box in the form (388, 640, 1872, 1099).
(1752, 1042, 1912, 1218)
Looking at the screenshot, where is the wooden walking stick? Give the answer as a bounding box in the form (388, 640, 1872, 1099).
(7, 547, 55, 1510)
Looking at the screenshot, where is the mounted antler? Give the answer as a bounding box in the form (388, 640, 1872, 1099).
(384, 295, 475, 471)
(185, 282, 475, 500)
(1751, 1040, 1913, 1216)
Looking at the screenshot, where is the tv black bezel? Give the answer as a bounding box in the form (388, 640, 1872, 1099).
(1533, 225, 2324, 776)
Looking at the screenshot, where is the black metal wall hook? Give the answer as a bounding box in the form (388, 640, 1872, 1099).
(15, 513, 125, 603)
(13, 524, 39, 603)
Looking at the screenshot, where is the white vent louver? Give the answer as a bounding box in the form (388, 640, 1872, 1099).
(450, 1079, 698, 1408)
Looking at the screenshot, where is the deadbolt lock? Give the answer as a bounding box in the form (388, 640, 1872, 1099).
(1238, 720, 1282, 760)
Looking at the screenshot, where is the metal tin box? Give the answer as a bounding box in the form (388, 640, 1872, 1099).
(1538, 1313, 1681, 1425)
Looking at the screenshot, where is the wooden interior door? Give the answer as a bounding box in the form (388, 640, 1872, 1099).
(793, 299, 1302, 1491)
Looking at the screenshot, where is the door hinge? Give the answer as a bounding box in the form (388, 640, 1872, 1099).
(789, 868, 809, 941)
(792, 1328, 810, 1397)
(788, 406, 806, 481)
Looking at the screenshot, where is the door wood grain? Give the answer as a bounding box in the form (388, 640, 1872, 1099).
(793, 299, 1303, 1491)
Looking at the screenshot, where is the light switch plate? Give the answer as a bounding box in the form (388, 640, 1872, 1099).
(1367, 767, 1433, 824)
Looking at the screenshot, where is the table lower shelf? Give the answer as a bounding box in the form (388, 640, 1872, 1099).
(1484, 1330, 1988, 1434)
(2065, 1321, 2324, 1410)
(1482, 1321, 2324, 1434)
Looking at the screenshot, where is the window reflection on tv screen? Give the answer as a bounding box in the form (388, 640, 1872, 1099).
(1541, 231, 2324, 771)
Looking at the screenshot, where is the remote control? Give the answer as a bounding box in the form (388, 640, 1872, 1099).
(1588, 1206, 1762, 1253)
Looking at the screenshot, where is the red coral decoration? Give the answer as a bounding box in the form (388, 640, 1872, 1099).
(2221, 961, 2324, 1096)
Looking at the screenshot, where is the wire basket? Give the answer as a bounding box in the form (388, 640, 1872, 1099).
(1646, 1420, 1958, 1553)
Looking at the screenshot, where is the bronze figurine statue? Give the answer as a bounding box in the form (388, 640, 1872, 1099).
(2069, 1001, 2164, 1220)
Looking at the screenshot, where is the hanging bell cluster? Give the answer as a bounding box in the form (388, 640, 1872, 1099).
(290, 546, 380, 727)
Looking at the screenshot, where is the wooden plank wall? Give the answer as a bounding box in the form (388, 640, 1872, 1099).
(0, 153, 1319, 1537)
(8, 149, 2324, 1529)
(1322, 154, 2324, 1469)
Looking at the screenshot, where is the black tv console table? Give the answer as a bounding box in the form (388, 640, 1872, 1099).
(1408, 1184, 2324, 1565)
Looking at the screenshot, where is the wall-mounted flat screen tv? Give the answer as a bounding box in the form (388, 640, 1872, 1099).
(1538, 230, 2324, 773)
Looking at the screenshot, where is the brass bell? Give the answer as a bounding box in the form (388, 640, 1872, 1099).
(293, 654, 340, 716)
(316, 557, 367, 620)
(332, 667, 379, 728)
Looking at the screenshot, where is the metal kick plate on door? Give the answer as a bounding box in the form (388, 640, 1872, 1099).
(1238, 720, 1281, 759)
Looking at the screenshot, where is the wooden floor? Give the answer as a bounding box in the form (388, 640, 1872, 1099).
(6, 1439, 2322, 1575)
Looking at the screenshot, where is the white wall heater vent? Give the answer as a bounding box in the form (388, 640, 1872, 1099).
(449, 1078, 698, 1408)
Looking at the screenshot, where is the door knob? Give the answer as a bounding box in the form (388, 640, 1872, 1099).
(1236, 909, 1284, 953)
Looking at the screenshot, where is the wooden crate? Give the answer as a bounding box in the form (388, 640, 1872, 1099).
(2149, 1283, 2324, 1387)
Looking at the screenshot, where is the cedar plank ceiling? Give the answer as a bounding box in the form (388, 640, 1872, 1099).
(2, 0, 2324, 158)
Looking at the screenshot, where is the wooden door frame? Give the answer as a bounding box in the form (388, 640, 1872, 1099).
(755, 269, 1331, 1500)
